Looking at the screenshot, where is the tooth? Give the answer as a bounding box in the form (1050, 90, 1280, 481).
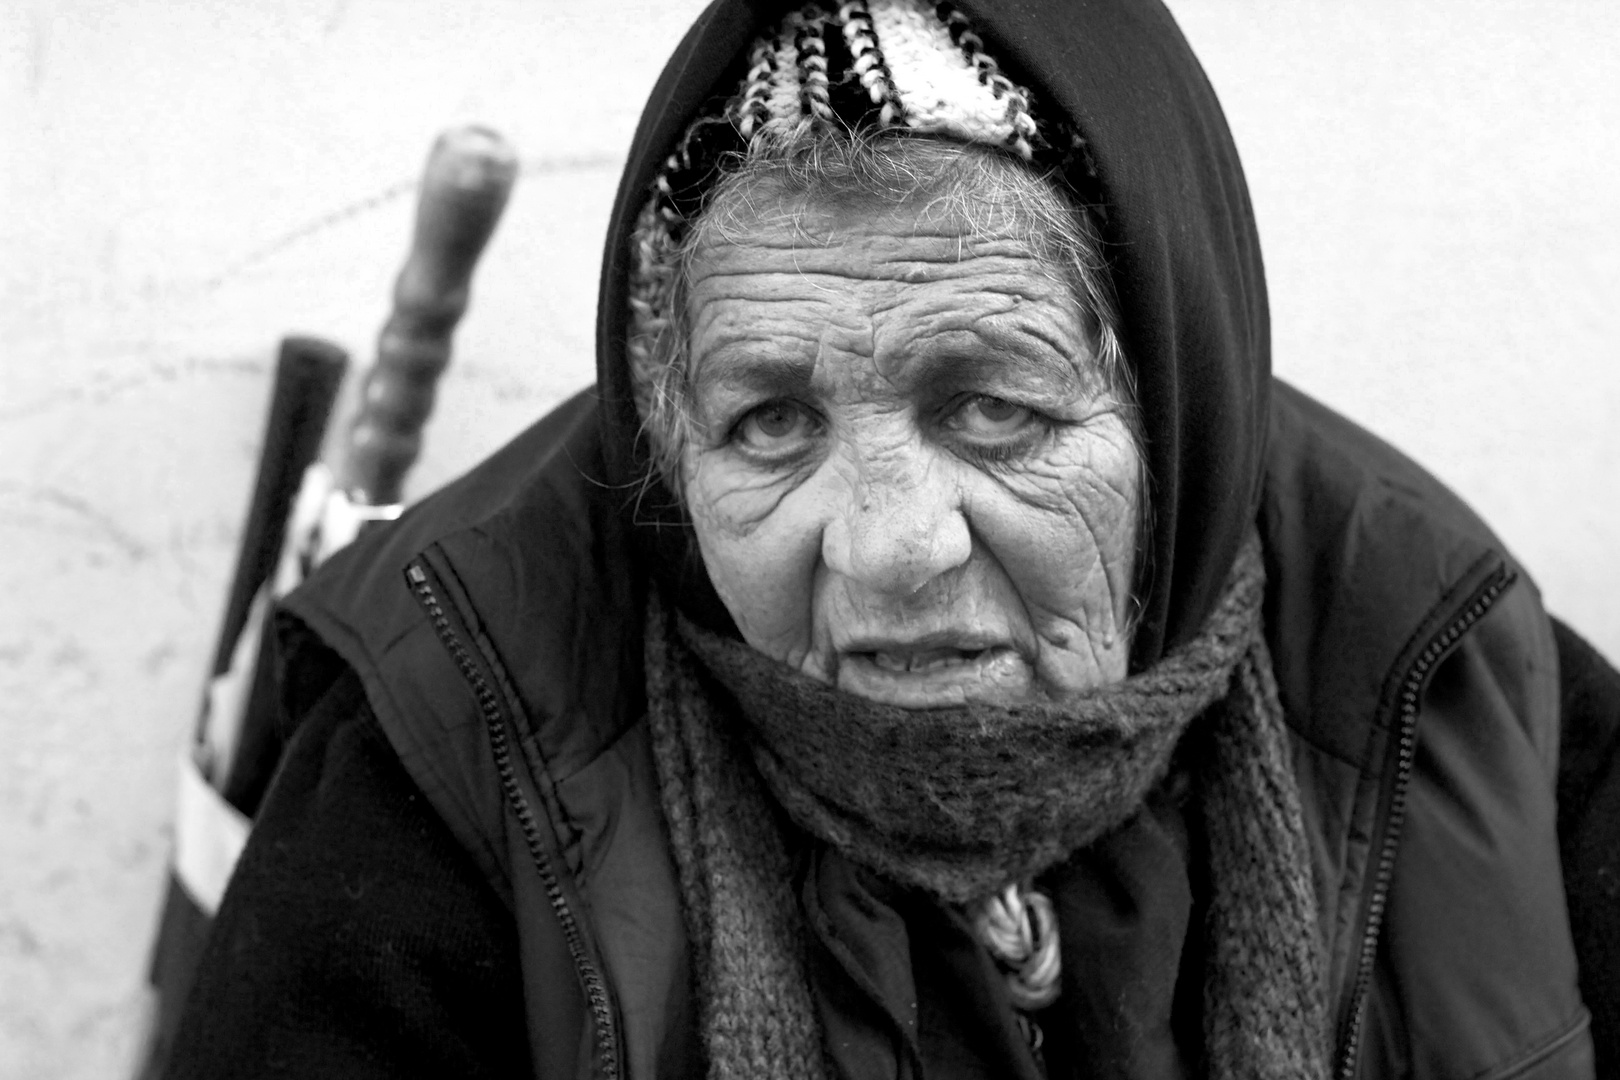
(868, 648, 994, 674)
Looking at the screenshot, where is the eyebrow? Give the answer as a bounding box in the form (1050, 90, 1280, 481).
(902, 323, 1090, 399)
(691, 346, 818, 405)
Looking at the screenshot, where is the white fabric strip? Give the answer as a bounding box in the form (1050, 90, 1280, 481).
(173, 749, 251, 916)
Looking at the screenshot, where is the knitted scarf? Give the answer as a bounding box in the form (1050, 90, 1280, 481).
(645, 531, 1328, 1078)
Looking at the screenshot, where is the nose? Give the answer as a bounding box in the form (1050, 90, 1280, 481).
(820, 441, 972, 596)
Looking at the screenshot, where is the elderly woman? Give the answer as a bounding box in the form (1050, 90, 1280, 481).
(165, 1, 1613, 1078)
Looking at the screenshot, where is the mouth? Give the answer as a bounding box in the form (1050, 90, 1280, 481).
(835, 639, 1031, 706)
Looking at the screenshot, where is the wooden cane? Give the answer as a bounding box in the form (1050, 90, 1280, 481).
(334, 125, 519, 506)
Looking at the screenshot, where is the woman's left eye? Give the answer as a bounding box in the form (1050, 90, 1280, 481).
(951, 395, 1035, 437)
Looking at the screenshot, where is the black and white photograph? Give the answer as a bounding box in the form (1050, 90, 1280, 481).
(2, 1, 1617, 1077)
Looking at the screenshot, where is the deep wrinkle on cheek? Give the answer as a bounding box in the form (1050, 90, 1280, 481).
(688, 453, 804, 536)
(958, 417, 1140, 622)
(693, 497, 825, 674)
(1006, 417, 1130, 490)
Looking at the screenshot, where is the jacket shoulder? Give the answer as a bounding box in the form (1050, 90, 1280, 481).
(1261, 379, 1552, 761)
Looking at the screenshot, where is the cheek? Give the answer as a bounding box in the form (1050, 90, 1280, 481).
(972, 423, 1142, 625)
(685, 453, 825, 662)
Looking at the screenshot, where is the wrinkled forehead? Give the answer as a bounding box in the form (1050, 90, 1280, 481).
(684, 189, 1072, 313)
(682, 188, 1102, 410)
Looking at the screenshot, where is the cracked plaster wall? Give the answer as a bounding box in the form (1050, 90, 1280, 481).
(1, 1, 1615, 1077)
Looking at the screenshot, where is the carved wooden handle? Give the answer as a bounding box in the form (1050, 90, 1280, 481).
(337, 126, 518, 505)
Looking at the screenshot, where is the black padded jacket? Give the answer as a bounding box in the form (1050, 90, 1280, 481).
(165, 381, 1614, 1079)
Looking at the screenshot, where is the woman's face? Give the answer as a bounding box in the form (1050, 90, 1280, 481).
(681, 192, 1141, 708)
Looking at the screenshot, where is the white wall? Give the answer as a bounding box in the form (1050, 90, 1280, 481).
(1, 1, 1614, 1076)
(1172, 0, 1620, 647)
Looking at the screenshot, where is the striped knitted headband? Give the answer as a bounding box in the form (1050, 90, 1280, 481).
(626, 0, 1096, 434)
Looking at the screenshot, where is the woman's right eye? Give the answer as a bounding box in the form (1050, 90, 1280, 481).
(733, 401, 818, 455)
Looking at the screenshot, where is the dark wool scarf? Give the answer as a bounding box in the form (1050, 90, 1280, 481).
(645, 531, 1328, 1079)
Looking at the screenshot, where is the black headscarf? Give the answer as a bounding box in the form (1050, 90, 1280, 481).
(594, 0, 1269, 673)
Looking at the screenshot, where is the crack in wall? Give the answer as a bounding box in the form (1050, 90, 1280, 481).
(199, 152, 619, 292)
(0, 483, 153, 561)
(0, 355, 266, 423)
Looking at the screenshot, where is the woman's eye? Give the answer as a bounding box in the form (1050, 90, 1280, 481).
(953, 395, 1034, 437)
(735, 401, 816, 452)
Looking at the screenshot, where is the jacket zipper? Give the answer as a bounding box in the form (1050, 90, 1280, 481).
(406, 559, 622, 1080)
(1332, 565, 1515, 1079)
